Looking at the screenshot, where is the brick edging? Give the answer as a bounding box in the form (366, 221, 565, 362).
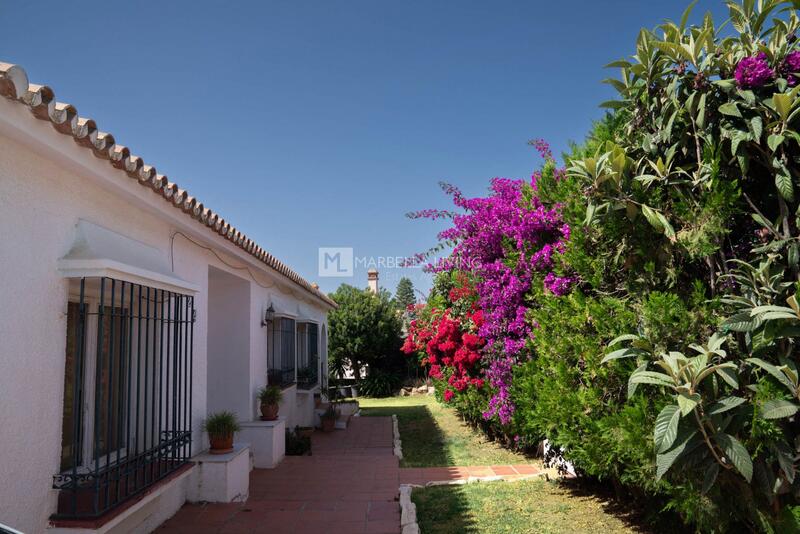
(398, 471, 547, 534)
(392, 414, 403, 460)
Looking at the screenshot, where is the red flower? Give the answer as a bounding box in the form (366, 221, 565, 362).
(469, 310, 484, 328)
(429, 364, 443, 379)
(402, 305, 488, 396)
(443, 389, 455, 402)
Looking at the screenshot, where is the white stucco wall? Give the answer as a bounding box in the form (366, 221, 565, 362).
(0, 97, 330, 533)
(207, 267, 251, 421)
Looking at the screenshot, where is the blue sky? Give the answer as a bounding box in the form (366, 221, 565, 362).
(0, 0, 729, 297)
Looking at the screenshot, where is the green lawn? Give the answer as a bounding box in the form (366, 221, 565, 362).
(412, 479, 651, 534)
(358, 395, 530, 467)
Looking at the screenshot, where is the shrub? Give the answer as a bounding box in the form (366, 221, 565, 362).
(202, 411, 240, 437)
(359, 368, 402, 397)
(402, 1, 800, 530)
(285, 427, 312, 456)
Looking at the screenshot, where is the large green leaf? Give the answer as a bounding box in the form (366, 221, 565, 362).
(656, 430, 700, 480)
(701, 462, 719, 495)
(749, 116, 763, 140)
(599, 100, 626, 110)
(655, 211, 676, 239)
(602, 347, 646, 363)
(772, 93, 793, 122)
(677, 391, 701, 416)
(629, 370, 674, 388)
(715, 433, 753, 482)
(748, 358, 795, 393)
(776, 166, 795, 201)
(628, 363, 648, 398)
(773, 441, 796, 484)
(654, 404, 681, 453)
(607, 333, 640, 347)
(768, 133, 785, 152)
(641, 204, 664, 232)
(708, 396, 746, 415)
(759, 399, 799, 419)
(722, 311, 757, 332)
(719, 102, 743, 117)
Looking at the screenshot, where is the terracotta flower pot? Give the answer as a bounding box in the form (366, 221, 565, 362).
(209, 433, 234, 454)
(260, 402, 279, 421)
(321, 417, 336, 433)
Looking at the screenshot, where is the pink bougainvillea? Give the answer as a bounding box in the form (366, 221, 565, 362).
(403, 140, 574, 425)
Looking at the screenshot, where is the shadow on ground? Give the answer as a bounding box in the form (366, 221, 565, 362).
(556, 478, 684, 534)
(411, 479, 676, 534)
(411, 484, 477, 534)
(360, 403, 453, 466)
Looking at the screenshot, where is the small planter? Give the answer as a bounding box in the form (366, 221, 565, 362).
(208, 433, 234, 454)
(203, 411, 240, 455)
(260, 403, 279, 421)
(350, 386, 359, 398)
(321, 417, 336, 433)
(320, 404, 338, 433)
(257, 385, 283, 421)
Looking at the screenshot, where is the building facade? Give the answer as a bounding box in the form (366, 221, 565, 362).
(0, 62, 334, 534)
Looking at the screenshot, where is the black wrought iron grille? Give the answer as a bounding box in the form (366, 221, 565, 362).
(53, 277, 195, 519)
(267, 317, 295, 387)
(297, 323, 319, 389)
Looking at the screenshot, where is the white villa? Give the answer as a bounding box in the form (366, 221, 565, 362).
(0, 62, 336, 534)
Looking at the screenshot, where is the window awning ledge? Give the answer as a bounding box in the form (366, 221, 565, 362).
(58, 220, 199, 295)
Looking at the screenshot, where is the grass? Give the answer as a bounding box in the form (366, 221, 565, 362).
(412, 478, 652, 534)
(358, 395, 529, 467)
(361, 395, 663, 533)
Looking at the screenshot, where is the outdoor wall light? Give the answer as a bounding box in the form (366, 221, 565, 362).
(262, 303, 275, 327)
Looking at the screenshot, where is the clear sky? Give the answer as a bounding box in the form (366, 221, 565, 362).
(0, 0, 729, 297)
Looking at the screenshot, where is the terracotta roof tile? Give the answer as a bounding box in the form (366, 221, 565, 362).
(0, 61, 335, 308)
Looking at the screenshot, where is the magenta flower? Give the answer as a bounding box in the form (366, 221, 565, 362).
(543, 272, 575, 296)
(482, 357, 515, 425)
(735, 52, 774, 88)
(782, 51, 800, 86)
(408, 139, 574, 425)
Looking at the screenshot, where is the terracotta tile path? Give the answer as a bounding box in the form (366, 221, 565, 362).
(157, 417, 542, 534)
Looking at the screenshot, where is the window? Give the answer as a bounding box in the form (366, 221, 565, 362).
(54, 277, 195, 519)
(297, 323, 319, 389)
(60, 302, 82, 472)
(268, 317, 296, 386)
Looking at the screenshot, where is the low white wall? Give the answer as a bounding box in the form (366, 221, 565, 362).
(238, 421, 286, 469)
(46, 466, 195, 534)
(188, 445, 250, 502)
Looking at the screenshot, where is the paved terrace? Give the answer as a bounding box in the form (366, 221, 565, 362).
(157, 416, 543, 534)
(158, 418, 400, 534)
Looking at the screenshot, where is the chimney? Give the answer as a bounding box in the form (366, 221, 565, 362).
(367, 268, 379, 294)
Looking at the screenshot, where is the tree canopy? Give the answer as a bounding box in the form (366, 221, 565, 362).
(327, 284, 403, 379)
(394, 277, 417, 310)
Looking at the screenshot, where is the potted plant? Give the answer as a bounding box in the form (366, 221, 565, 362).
(257, 385, 283, 421)
(320, 404, 337, 433)
(203, 411, 240, 454)
(286, 426, 312, 455)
